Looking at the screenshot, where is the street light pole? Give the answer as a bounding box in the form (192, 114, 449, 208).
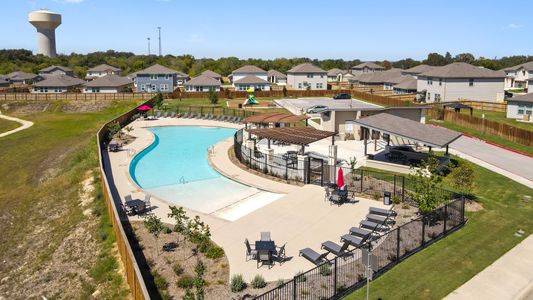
(157, 26, 162, 56)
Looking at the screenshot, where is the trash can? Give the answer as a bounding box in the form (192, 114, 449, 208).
(383, 191, 391, 205)
(238, 104, 243, 108)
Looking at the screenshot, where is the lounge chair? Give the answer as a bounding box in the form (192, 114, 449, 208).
(349, 227, 373, 240)
(340, 234, 366, 247)
(162, 112, 169, 118)
(155, 111, 161, 118)
(245, 238, 257, 261)
(360, 220, 389, 232)
(321, 240, 351, 257)
(369, 207, 397, 217)
(299, 248, 329, 265)
(170, 112, 176, 118)
(367, 213, 395, 225)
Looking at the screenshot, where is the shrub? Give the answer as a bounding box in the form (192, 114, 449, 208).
(276, 279, 284, 287)
(392, 195, 401, 205)
(251, 274, 267, 289)
(182, 289, 195, 300)
(295, 271, 307, 282)
(176, 275, 194, 289)
(230, 274, 246, 292)
(208, 88, 218, 104)
(319, 264, 332, 276)
(372, 192, 381, 201)
(162, 226, 172, 234)
(153, 271, 169, 290)
(450, 161, 475, 193)
(172, 263, 184, 276)
(195, 259, 206, 277)
(205, 245, 224, 259)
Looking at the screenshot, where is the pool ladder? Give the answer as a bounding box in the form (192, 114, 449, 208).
(179, 176, 186, 184)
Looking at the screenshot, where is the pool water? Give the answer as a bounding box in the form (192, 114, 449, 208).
(130, 126, 282, 219)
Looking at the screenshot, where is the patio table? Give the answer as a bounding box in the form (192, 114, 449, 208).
(255, 240, 276, 253)
(125, 199, 145, 214)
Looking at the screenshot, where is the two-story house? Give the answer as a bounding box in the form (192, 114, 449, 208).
(417, 62, 505, 103)
(401, 64, 436, 79)
(38, 65, 74, 77)
(85, 64, 121, 80)
(502, 61, 533, 90)
(230, 65, 269, 90)
(267, 69, 287, 85)
(350, 62, 384, 75)
(286, 63, 327, 90)
(134, 64, 180, 93)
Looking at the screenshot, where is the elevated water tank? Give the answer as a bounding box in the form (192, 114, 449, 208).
(29, 9, 62, 57)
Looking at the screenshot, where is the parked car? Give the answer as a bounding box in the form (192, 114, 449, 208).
(306, 105, 329, 114)
(333, 93, 351, 100)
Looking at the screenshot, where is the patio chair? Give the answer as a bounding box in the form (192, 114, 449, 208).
(260, 231, 271, 241)
(124, 194, 132, 203)
(244, 238, 257, 261)
(321, 240, 351, 257)
(155, 111, 161, 118)
(162, 112, 169, 118)
(299, 248, 329, 266)
(143, 194, 152, 212)
(274, 243, 287, 265)
(257, 251, 273, 269)
(360, 220, 389, 232)
(170, 112, 176, 118)
(369, 207, 397, 217)
(341, 234, 366, 248)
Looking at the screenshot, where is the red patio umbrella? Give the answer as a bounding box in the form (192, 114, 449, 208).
(337, 167, 344, 188)
(137, 105, 152, 111)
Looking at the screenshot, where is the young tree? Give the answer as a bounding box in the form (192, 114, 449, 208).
(168, 206, 190, 242)
(193, 259, 206, 300)
(408, 154, 446, 214)
(207, 88, 218, 104)
(107, 121, 122, 140)
(153, 92, 164, 109)
(143, 214, 165, 256)
(450, 161, 475, 194)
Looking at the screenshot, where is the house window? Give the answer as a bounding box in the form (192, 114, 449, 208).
(195, 86, 203, 92)
(151, 84, 157, 90)
(469, 79, 474, 86)
(141, 84, 146, 91)
(307, 74, 314, 78)
(91, 88, 100, 93)
(427, 92, 431, 101)
(165, 74, 170, 80)
(439, 79, 442, 86)
(150, 75, 158, 80)
(298, 83, 302, 89)
(316, 83, 323, 89)
(435, 94, 441, 102)
(518, 104, 533, 115)
(320, 75, 324, 78)
(160, 84, 168, 91)
(427, 77, 433, 85)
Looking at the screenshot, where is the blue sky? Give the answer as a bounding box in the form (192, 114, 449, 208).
(1, 0, 532, 60)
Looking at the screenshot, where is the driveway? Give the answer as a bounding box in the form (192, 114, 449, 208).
(449, 136, 533, 187)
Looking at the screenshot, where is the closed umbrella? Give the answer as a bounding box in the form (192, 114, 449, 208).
(137, 105, 152, 111)
(337, 167, 344, 188)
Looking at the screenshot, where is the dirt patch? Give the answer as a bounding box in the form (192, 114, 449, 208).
(0, 99, 120, 114)
(465, 199, 483, 212)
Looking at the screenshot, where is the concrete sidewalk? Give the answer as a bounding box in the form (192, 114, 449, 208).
(445, 234, 533, 300)
(0, 112, 34, 138)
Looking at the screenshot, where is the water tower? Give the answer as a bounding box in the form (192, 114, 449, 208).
(29, 9, 62, 57)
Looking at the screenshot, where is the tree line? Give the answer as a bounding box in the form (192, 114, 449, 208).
(1, 49, 532, 79)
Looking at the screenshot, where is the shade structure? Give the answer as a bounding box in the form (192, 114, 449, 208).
(246, 127, 336, 146)
(137, 105, 152, 111)
(243, 112, 309, 125)
(337, 167, 344, 187)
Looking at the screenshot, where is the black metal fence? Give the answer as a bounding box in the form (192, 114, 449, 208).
(253, 197, 466, 300)
(175, 105, 260, 119)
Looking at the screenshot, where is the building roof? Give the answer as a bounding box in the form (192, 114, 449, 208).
(39, 65, 73, 73)
(353, 113, 462, 148)
(7, 71, 38, 81)
(402, 64, 436, 75)
(234, 75, 269, 85)
(393, 75, 417, 90)
(327, 68, 346, 76)
(359, 68, 403, 84)
(32, 75, 85, 88)
(83, 74, 132, 88)
(503, 61, 533, 72)
(136, 64, 178, 75)
(232, 65, 267, 74)
(418, 62, 506, 79)
(87, 63, 121, 72)
(267, 69, 286, 79)
(243, 112, 309, 124)
(247, 127, 336, 146)
(287, 63, 326, 74)
(201, 70, 222, 78)
(509, 93, 533, 103)
(0, 75, 10, 85)
(175, 71, 189, 78)
(351, 62, 385, 70)
(184, 75, 221, 86)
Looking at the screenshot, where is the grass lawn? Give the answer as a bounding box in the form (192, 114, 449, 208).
(459, 109, 533, 130)
(347, 158, 533, 300)
(0, 100, 142, 298)
(428, 118, 533, 156)
(0, 117, 21, 133)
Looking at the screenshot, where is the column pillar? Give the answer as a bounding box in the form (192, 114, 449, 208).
(329, 144, 337, 184)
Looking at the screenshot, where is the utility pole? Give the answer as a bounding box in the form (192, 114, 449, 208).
(157, 26, 162, 56)
(147, 37, 151, 55)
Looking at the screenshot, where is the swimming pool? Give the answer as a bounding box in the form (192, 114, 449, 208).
(130, 126, 282, 220)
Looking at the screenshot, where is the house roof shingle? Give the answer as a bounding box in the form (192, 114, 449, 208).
(419, 62, 506, 79)
(232, 65, 267, 74)
(83, 74, 132, 88)
(201, 70, 222, 78)
(234, 75, 269, 85)
(39, 65, 73, 73)
(87, 64, 121, 72)
(503, 61, 533, 72)
(393, 75, 417, 90)
(184, 75, 221, 86)
(7, 71, 38, 81)
(136, 64, 178, 75)
(32, 75, 85, 87)
(359, 69, 403, 84)
(402, 64, 436, 75)
(509, 93, 533, 103)
(267, 69, 286, 79)
(351, 62, 385, 70)
(327, 68, 346, 76)
(287, 63, 326, 74)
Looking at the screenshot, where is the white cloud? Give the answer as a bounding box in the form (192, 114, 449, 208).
(506, 23, 522, 29)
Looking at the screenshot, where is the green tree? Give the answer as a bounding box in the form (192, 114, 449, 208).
(143, 214, 165, 256)
(168, 206, 190, 241)
(408, 155, 446, 214)
(424, 52, 447, 66)
(454, 53, 476, 64)
(450, 161, 475, 194)
(207, 88, 218, 104)
(107, 121, 121, 140)
(153, 92, 164, 109)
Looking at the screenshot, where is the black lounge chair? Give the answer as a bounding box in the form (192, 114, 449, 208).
(349, 227, 373, 239)
(360, 220, 389, 232)
(299, 248, 329, 265)
(244, 238, 257, 261)
(170, 112, 176, 118)
(369, 207, 397, 217)
(321, 241, 351, 257)
(340, 234, 366, 247)
(366, 213, 389, 224)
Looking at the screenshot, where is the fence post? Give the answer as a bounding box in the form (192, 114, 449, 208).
(401, 176, 405, 202)
(393, 175, 397, 198)
(293, 277, 297, 300)
(421, 216, 426, 247)
(305, 156, 310, 184)
(461, 194, 465, 223)
(264, 155, 267, 174)
(285, 160, 288, 180)
(396, 227, 401, 261)
(249, 148, 252, 168)
(360, 169, 364, 192)
(443, 203, 448, 234)
(334, 257, 338, 296)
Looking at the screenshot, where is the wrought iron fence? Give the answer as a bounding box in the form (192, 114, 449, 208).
(253, 197, 466, 300)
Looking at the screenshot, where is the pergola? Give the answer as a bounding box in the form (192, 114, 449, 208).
(443, 103, 473, 115)
(243, 112, 310, 127)
(247, 127, 336, 153)
(352, 113, 463, 155)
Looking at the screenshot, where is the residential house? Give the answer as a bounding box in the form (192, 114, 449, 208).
(417, 62, 505, 103)
(201, 70, 223, 82)
(286, 63, 327, 90)
(134, 64, 180, 93)
(401, 64, 436, 78)
(502, 61, 533, 90)
(350, 62, 384, 75)
(267, 69, 287, 85)
(85, 64, 121, 80)
(0, 75, 10, 87)
(234, 76, 270, 91)
(82, 74, 132, 93)
(6, 71, 39, 85)
(393, 76, 417, 94)
(175, 71, 190, 86)
(327, 68, 345, 82)
(38, 65, 74, 77)
(506, 93, 533, 121)
(184, 75, 221, 92)
(31, 75, 84, 93)
(230, 65, 268, 86)
(358, 68, 403, 89)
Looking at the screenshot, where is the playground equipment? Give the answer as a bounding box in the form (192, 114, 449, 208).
(243, 88, 259, 106)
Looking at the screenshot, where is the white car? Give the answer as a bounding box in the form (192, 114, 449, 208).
(306, 105, 329, 114)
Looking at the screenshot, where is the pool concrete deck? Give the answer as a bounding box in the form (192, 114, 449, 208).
(106, 117, 387, 281)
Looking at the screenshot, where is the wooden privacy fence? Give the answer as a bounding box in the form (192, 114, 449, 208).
(429, 109, 533, 146)
(96, 98, 155, 300)
(456, 99, 507, 113)
(0, 92, 155, 101)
